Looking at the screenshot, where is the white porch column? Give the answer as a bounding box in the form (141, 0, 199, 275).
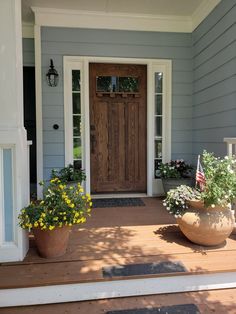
(0, 0, 29, 261)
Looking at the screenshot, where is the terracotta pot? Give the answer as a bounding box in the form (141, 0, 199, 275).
(162, 178, 193, 194)
(177, 201, 235, 246)
(32, 226, 71, 258)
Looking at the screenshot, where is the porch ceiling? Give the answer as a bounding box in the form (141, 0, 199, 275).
(22, 0, 221, 31)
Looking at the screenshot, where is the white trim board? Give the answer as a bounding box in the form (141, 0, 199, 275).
(31, 1, 221, 33)
(63, 56, 172, 196)
(1, 271, 236, 307)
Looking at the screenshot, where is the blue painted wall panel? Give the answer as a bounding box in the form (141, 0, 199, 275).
(192, 1, 236, 159)
(3, 149, 13, 242)
(22, 38, 35, 66)
(41, 27, 193, 179)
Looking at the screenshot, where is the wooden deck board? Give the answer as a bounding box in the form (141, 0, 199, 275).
(1, 198, 236, 290)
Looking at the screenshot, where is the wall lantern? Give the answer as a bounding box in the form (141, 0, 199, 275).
(46, 59, 59, 87)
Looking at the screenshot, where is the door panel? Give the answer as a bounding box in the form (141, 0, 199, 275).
(90, 63, 147, 193)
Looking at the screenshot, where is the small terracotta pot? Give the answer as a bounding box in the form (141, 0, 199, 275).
(177, 201, 235, 246)
(32, 226, 71, 258)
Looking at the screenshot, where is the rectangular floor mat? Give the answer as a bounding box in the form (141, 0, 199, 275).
(92, 198, 145, 208)
(102, 261, 187, 278)
(107, 304, 200, 314)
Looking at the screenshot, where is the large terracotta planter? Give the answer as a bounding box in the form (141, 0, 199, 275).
(32, 226, 71, 258)
(162, 178, 193, 194)
(177, 200, 235, 246)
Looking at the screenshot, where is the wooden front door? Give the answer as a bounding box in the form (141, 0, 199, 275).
(90, 63, 147, 193)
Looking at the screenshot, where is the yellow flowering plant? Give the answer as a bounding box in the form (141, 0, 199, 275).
(18, 178, 92, 231)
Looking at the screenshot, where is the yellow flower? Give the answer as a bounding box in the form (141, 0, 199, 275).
(79, 188, 84, 193)
(82, 196, 86, 200)
(34, 222, 39, 227)
(89, 202, 92, 207)
(49, 225, 55, 230)
(69, 203, 75, 208)
(50, 179, 55, 183)
(63, 216, 67, 220)
(59, 184, 64, 190)
(40, 201, 44, 205)
(41, 213, 46, 218)
(87, 208, 91, 213)
(66, 199, 71, 204)
(53, 217, 59, 221)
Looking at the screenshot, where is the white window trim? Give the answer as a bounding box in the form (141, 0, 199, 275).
(64, 56, 172, 196)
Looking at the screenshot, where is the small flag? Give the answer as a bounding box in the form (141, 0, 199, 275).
(196, 155, 206, 191)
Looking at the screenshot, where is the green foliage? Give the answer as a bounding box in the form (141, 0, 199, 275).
(163, 151, 236, 216)
(201, 151, 236, 207)
(51, 164, 86, 184)
(159, 160, 193, 179)
(19, 178, 92, 231)
(163, 185, 201, 217)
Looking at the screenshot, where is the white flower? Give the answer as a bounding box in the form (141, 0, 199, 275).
(163, 202, 166, 206)
(225, 156, 229, 160)
(166, 207, 170, 211)
(230, 170, 234, 174)
(211, 204, 215, 208)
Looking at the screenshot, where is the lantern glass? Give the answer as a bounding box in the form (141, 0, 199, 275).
(46, 59, 59, 87)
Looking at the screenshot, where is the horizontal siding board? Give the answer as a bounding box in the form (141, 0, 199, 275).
(172, 130, 192, 142)
(193, 76, 236, 105)
(193, 92, 236, 116)
(193, 0, 236, 42)
(172, 107, 192, 119)
(44, 155, 65, 168)
(193, 127, 236, 143)
(172, 142, 192, 155)
(42, 92, 64, 106)
(193, 109, 236, 129)
(22, 38, 35, 66)
(173, 71, 192, 84)
(172, 95, 192, 107)
(194, 41, 236, 79)
(42, 27, 192, 47)
(43, 131, 64, 143)
(41, 42, 193, 60)
(192, 143, 227, 157)
(194, 24, 236, 68)
(194, 58, 236, 93)
(172, 119, 193, 131)
(42, 105, 64, 119)
(44, 143, 65, 156)
(172, 83, 192, 96)
(193, 5, 236, 55)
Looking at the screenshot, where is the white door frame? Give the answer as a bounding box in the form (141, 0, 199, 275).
(64, 56, 172, 196)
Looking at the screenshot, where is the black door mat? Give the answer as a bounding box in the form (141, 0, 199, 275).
(92, 198, 145, 208)
(102, 261, 187, 278)
(107, 304, 200, 314)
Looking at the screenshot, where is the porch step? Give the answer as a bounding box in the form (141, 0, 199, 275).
(1, 223, 236, 307)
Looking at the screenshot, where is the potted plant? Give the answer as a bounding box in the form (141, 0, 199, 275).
(163, 151, 236, 246)
(159, 159, 193, 194)
(18, 178, 92, 258)
(51, 164, 86, 187)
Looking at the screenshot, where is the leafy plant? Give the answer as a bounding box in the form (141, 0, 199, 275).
(51, 164, 86, 183)
(19, 178, 92, 231)
(159, 160, 193, 179)
(163, 185, 201, 217)
(201, 151, 236, 207)
(163, 151, 236, 216)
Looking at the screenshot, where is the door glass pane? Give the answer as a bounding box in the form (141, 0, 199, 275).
(118, 77, 138, 92)
(154, 159, 162, 178)
(72, 70, 80, 91)
(155, 140, 162, 159)
(155, 117, 162, 137)
(96, 76, 114, 92)
(73, 116, 81, 136)
(155, 72, 163, 93)
(73, 93, 81, 114)
(73, 138, 81, 159)
(155, 95, 162, 115)
(74, 159, 82, 170)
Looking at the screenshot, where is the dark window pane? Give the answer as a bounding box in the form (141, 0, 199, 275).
(118, 77, 138, 92)
(155, 72, 163, 93)
(155, 95, 162, 115)
(73, 115, 81, 136)
(96, 76, 114, 92)
(72, 70, 80, 91)
(154, 159, 162, 178)
(73, 138, 81, 159)
(155, 117, 162, 137)
(73, 93, 81, 114)
(74, 160, 82, 170)
(155, 140, 162, 159)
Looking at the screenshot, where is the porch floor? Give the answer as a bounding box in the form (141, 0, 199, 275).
(1, 197, 236, 289)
